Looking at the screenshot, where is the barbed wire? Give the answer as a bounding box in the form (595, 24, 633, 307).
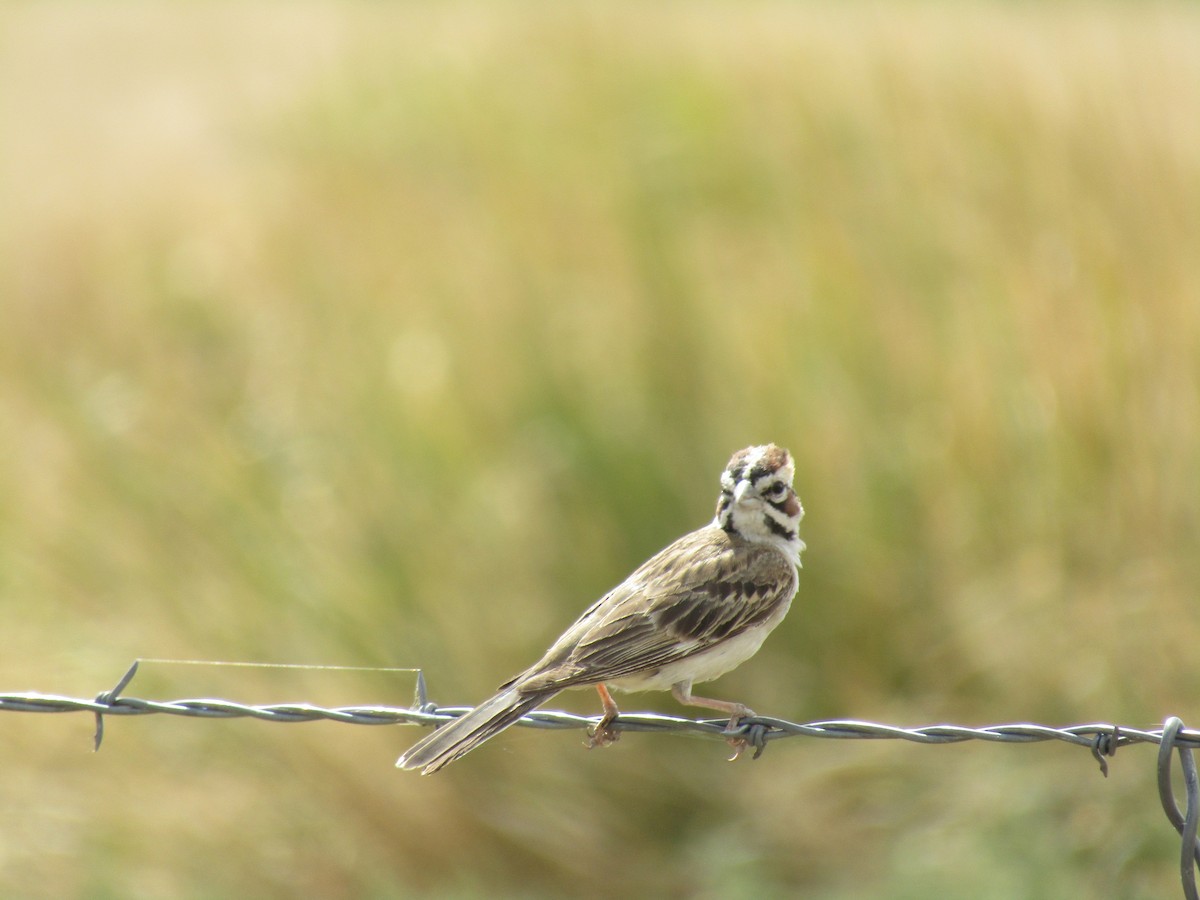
(2, 660, 1197, 899)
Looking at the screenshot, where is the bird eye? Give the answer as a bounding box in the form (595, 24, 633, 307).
(768, 482, 788, 498)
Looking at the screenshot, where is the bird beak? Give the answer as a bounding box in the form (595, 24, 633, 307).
(733, 481, 750, 503)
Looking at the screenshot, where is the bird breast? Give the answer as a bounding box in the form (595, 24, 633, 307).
(608, 590, 795, 693)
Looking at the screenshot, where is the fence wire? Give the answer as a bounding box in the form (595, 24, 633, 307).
(2, 660, 1198, 899)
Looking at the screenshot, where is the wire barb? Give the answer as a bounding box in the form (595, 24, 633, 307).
(748, 721, 770, 760)
(411, 669, 437, 714)
(93, 659, 141, 751)
(1092, 724, 1120, 778)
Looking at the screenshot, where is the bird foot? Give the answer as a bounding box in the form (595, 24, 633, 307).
(586, 719, 620, 749)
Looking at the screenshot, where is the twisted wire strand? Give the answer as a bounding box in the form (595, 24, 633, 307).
(2, 688, 1197, 750)
(2, 662, 1197, 898)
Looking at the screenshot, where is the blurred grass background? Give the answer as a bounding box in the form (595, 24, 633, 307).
(2, 1, 1199, 896)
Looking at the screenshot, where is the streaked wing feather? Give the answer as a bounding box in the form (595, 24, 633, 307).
(515, 528, 794, 691)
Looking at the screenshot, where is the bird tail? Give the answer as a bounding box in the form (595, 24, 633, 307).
(396, 686, 557, 774)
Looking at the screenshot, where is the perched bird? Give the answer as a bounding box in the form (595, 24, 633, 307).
(397, 443, 805, 774)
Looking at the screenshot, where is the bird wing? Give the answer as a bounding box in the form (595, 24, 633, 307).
(510, 527, 796, 692)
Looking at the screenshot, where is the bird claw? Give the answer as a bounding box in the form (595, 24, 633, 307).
(724, 720, 769, 762)
(726, 736, 750, 761)
(586, 720, 620, 749)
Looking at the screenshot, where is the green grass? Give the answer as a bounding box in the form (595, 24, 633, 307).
(2, 2, 1199, 897)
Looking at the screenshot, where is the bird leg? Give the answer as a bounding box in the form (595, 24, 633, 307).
(586, 683, 621, 748)
(671, 682, 756, 761)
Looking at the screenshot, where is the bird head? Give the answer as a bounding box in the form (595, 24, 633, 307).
(714, 444, 805, 563)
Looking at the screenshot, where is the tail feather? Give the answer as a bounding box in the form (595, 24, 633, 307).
(396, 687, 557, 774)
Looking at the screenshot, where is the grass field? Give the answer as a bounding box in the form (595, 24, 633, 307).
(2, 2, 1199, 897)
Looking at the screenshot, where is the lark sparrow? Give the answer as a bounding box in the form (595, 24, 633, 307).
(397, 444, 804, 774)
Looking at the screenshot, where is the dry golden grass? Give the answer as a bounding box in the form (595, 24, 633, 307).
(2, 2, 1198, 897)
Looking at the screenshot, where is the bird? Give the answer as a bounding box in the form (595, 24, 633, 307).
(396, 443, 805, 774)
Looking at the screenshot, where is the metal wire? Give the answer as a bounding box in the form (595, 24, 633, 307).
(2, 660, 1198, 897)
(5, 686, 1197, 753)
(1159, 718, 1200, 900)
